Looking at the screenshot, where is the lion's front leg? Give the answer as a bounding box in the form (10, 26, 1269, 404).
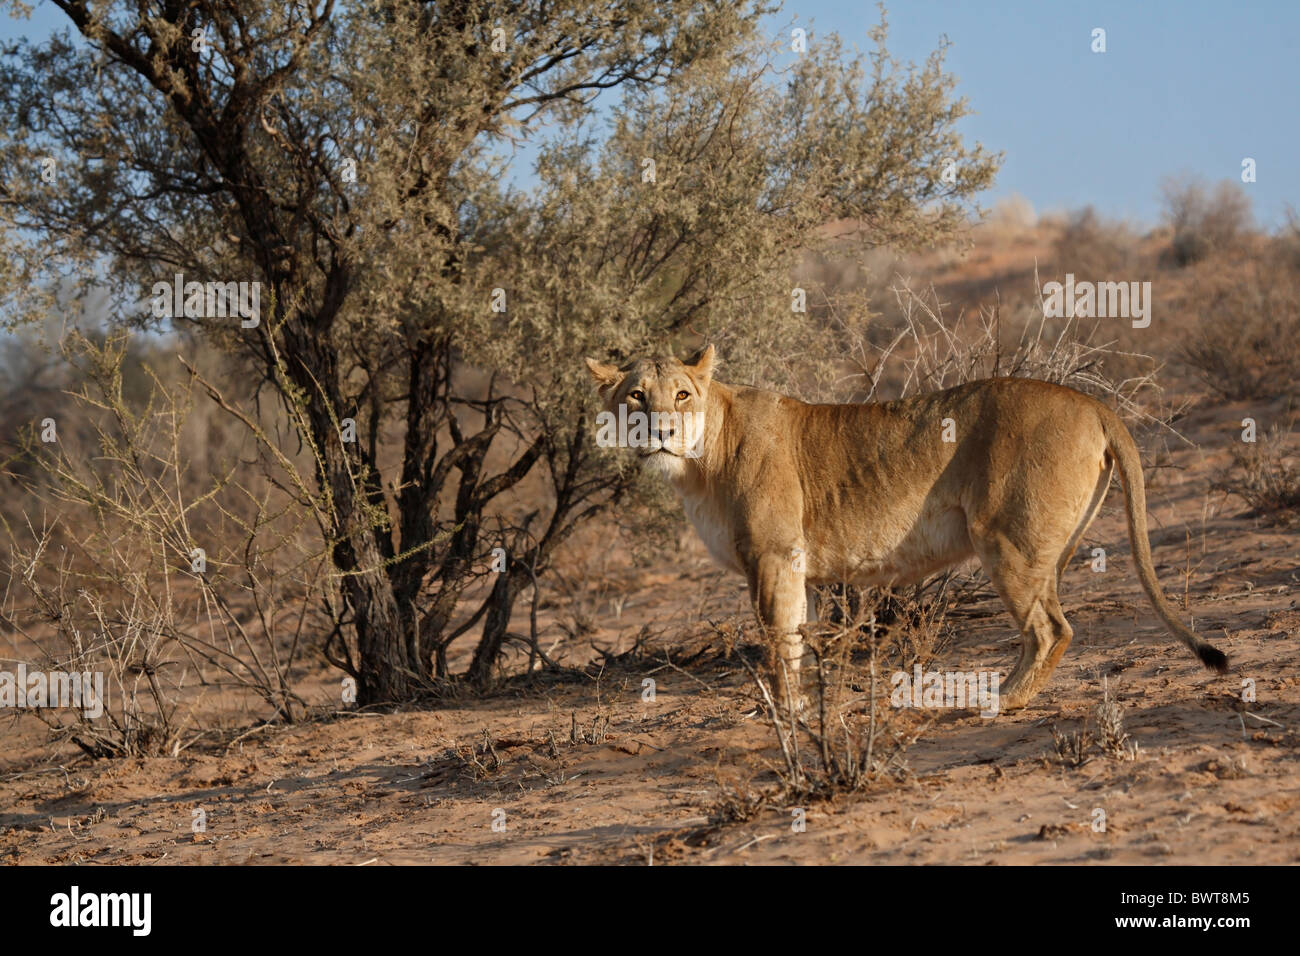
(749, 550, 807, 713)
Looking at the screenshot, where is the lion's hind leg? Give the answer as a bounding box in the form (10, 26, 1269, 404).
(971, 536, 1073, 712)
(1056, 456, 1114, 585)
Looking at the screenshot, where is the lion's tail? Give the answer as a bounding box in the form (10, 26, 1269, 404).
(1099, 409, 1228, 673)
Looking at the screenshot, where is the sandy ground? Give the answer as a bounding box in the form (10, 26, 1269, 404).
(2, 385, 1296, 866)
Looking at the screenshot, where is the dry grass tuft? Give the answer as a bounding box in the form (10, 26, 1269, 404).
(1213, 421, 1300, 523)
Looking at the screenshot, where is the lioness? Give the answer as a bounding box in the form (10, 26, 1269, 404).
(586, 345, 1228, 712)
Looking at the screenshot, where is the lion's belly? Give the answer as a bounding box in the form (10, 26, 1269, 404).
(805, 503, 973, 586)
(679, 489, 973, 584)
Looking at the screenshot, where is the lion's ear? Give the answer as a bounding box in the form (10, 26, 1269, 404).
(685, 343, 716, 384)
(585, 357, 624, 389)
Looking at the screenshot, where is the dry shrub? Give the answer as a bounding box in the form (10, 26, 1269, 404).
(862, 276, 1181, 441)
(1213, 421, 1300, 523)
(1094, 678, 1136, 759)
(1050, 724, 1094, 769)
(710, 774, 775, 824)
(1052, 206, 1137, 277)
(1177, 249, 1300, 400)
(1048, 680, 1137, 768)
(1280, 206, 1300, 270)
(986, 194, 1037, 233)
(2, 332, 320, 757)
(1161, 176, 1252, 267)
(737, 586, 951, 800)
(778, 270, 1181, 454)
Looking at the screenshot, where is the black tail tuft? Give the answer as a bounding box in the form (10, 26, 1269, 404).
(1198, 644, 1229, 674)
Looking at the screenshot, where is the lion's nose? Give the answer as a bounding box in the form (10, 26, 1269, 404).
(656, 421, 675, 440)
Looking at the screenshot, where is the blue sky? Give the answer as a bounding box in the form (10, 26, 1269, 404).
(789, 0, 1295, 227)
(4, 0, 1294, 228)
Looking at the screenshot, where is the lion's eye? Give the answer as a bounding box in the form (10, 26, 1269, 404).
(628, 390, 645, 403)
(676, 390, 690, 402)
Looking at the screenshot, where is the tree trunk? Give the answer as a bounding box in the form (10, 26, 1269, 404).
(283, 316, 418, 706)
(345, 544, 418, 705)
(466, 569, 516, 687)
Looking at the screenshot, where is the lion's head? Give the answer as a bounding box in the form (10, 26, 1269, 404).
(584, 344, 716, 481)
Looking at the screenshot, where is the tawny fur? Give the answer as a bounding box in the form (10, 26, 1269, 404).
(586, 346, 1228, 712)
